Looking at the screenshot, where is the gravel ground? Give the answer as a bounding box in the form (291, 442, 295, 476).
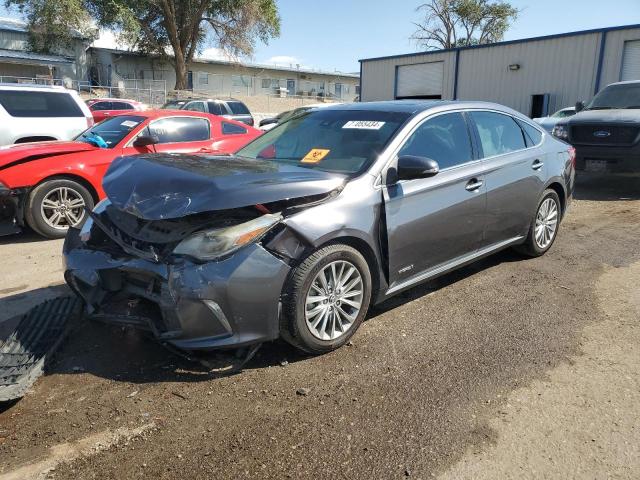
(0, 175, 639, 480)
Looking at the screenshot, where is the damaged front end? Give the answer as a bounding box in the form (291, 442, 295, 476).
(64, 201, 291, 350)
(63, 154, 346, 350)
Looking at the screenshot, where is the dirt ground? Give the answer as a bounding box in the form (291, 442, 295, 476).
(0, 175, 638, 480)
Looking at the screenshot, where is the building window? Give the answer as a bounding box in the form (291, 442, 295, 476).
(355, 85, 360, 95)
(261, 78, 271, 89)
(198, 72, 209, 85)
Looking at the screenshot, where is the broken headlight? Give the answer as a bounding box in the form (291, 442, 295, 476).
(173, 213, 282, 261)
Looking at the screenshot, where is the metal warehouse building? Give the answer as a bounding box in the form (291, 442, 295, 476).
(359, 24, 640, 117)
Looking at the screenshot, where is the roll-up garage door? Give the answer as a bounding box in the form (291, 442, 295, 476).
(396, 62, 443, 99)
(621, 40, 640, 81)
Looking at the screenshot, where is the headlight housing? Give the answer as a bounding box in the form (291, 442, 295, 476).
(79, 198, 111, 242)
(552, 124, 569, 140)
(173, 213, 282, 261)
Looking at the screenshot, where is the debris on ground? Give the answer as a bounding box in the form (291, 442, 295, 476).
(0, 297, 80, 403)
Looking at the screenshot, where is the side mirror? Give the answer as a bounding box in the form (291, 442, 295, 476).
(259, 117, 277, 127)
(133, 135, 159, 147)
(396, 155, 440, 181)
(575, 101, 585, 113)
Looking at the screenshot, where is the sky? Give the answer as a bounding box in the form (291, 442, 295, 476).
(2, 0, 640, 73)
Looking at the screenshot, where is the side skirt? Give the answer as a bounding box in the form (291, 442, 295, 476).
(382, 236, 524, 299)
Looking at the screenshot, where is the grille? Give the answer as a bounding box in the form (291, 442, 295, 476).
(571, 124, 640, 146)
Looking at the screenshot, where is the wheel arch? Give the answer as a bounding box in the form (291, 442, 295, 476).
(32, 173, 100, 204)
(314, 235, 383, 302)
(545, 180, 567, 216)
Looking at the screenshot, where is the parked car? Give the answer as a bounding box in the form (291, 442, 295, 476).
(64, 101, 575, 355)
(178, 98, 254, 126)
(86, 98, 146, 123)
(259, 103, 342, 131)
(533, 107, 576, 132)
(161, 99, 189, 110)
(552, 81, 640, 173)
(0, 84, 93, 146)
(0, 111, 261, 238)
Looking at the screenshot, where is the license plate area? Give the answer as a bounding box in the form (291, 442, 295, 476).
(585, 159, 608, 172)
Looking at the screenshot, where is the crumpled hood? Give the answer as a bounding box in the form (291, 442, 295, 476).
(567, 109, 640, 125)
(0, 141, 97, 170)
(103, 154, 347, 220)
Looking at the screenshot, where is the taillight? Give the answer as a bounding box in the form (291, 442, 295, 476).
(568, 147, 576, 169)
(86, 116, 94, 128)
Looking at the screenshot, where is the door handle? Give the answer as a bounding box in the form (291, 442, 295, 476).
(532, 159, 544, 170)
(465, 179, 483, 192)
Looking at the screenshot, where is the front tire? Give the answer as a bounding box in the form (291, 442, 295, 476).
(516, 189, 561, 257)
(25, 179, 94, 239)
(281, 244, 372, 354)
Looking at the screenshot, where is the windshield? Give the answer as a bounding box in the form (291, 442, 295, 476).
(587, 83, 640, 110)
(236, 109, 411, 175)
(76, 115, 145, 148)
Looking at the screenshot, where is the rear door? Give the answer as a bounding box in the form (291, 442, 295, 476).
(468, 110, 546, 246)
(383, 111, 486, 290)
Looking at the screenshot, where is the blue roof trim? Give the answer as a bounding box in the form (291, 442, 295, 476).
(359, 23, 640, 63)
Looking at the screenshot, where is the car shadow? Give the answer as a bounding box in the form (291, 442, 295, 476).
(0, 230, 55, 246)
(574, 174, 640, 201)
(5, 247, 521, 394)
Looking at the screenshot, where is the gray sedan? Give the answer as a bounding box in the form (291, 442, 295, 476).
(64, 101, 575, 355)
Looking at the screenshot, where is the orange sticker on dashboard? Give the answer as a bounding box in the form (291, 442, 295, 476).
(301, 148, 330, 163)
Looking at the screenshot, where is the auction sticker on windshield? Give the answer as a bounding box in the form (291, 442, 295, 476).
(301, 148, 331, 164)
(121, 120, 139, 128)
(343, 121, 386, 130)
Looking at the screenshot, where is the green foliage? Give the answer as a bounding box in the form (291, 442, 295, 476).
(7, 0, 96, 53)
(5, 0, 281, 88)
(412, 0, 518, 50)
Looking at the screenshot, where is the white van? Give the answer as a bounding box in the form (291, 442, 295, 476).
(0, 84, 94, 146)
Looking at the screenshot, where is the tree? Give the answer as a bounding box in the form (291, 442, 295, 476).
(411, 0, 518, 50)
(7, 0, 281, 89)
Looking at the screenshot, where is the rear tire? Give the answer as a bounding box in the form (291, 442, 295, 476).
(516, 189, 561, 257)
(25, 179, 94, 239)
(281, 244, 372, 354)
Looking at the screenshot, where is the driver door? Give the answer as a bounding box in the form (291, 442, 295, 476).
(383, 112, 487, 291)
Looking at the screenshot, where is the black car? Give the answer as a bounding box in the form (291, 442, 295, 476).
(552, 81, 640, 173)
(174, 98, 254, 126)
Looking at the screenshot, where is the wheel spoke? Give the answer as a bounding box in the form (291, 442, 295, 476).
(42, 199, 59, 209)
(304, 260, 364, 341)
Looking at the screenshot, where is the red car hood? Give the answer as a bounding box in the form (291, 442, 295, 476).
(0, 141, 98, 170)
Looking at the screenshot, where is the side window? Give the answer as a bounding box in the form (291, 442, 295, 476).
(398, 112, 473, 170)
(207, 102, 226, 115)
(184, 101, 206, 113)
(222, 122, 247, 135)
(226, 101, 250, 115)
(0, 91, 84, 118)
(91, 101, 112, 111)
(517, 119, 543, 147)
(111, 102, 135, 110)
(148, 117, 210, 143)
(470, 111, 526, 157)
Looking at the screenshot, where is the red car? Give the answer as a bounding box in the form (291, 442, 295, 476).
(86, 98, 146, 124)
(0, 111, 262, 238)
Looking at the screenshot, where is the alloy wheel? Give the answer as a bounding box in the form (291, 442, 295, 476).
(304, 260, 364, 341)
(534, 197, 559, 249)
(40, 187, 86, 230)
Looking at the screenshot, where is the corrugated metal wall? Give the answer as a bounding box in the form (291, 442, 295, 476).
(361, 51, 455, 101)
(600, 27, 640, 87)
(457, 33, 600, 114)
(361, 26, 640, 116)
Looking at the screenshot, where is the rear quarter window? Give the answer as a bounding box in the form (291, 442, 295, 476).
(222, 122, 248, 135)
(0, 91, 84, 118)
(517, 119, 544, 146)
